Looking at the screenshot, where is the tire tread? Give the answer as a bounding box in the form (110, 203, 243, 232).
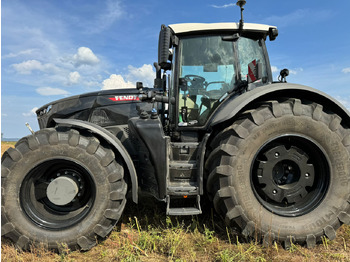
(205, 98, 350, 247)
(1, 127, 127, 251)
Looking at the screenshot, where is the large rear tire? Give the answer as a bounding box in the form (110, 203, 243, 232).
(206, 99, 350, 248)
(1, 127, 127, 251)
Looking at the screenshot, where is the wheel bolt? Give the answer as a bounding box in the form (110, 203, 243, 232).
(305, 173, 310, 177)
(275, 152, 280, 158)
(273, 189, 277, 194)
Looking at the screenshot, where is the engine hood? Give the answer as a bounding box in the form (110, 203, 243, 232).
(36, 88, 156, 129)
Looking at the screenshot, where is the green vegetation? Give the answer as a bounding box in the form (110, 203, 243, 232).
(1, 143, 350, 261)
(1, 198, 350, 261)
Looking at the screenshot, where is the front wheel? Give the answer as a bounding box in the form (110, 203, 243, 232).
(1, 127, 127, 250)
(206, 99, 350, 248)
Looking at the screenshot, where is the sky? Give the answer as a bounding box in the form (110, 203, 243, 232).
(2, 0, 350, 138)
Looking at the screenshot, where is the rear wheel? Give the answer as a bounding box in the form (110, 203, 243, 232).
(206, 99, 350, 248)
(1, 127, 127, 250)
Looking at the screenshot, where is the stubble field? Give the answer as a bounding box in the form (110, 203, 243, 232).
(1, 141, 350, 261)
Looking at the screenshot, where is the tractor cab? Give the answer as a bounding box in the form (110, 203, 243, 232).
(155, 22, 278, 129)
(128, 21, 280, 215)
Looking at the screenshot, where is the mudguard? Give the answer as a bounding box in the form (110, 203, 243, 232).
(53, 118, 139, 203)
(209, 83, 350, 127)
(128, 116, 168, 199)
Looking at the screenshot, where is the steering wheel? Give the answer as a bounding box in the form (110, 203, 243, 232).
(183, 75, 205, 85)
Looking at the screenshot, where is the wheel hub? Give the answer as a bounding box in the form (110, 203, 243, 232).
(252, 135, 330, 217)
(272, 159, 301, 186)
(20, 158, 95, 230)
(46, 176, 79, 206)
(256, 145, 315, 204)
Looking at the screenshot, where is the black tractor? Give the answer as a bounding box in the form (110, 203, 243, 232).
(2, 1, 350, 250)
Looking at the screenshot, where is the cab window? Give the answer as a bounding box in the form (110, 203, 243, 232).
(178, 36, 236, 126)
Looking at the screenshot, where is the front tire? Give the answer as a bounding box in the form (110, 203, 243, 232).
(206, 99, 350, 248)
(1, 127, 127, 250)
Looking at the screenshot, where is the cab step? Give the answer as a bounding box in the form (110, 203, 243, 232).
(167, 185, 198, 196)
(166, 195, 202, 216)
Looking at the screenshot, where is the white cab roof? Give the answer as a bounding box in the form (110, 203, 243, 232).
(169, 23, 276, 35)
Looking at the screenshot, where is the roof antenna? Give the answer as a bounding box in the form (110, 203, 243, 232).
(236, 0, 246, 31)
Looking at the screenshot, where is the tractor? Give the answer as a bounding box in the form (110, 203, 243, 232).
(2, 0, 350, 250)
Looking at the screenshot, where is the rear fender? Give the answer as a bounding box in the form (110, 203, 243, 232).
(53, 118, 138, 203)
(209, 83, 350, 127)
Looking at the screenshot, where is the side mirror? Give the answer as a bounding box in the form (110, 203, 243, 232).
(158, 25, 172, 70)
(269, 27, 278, 41)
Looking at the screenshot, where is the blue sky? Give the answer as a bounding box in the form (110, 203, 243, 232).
(2, 0, 350, 138)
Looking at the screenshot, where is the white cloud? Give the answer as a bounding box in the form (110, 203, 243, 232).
(84, 80, 101, 87)
(73, 47, 100, 67)
(12, 60, 58, 74)
(68, 71, 81, 84)
(2, 49, 37, 59)
(270, 66, 304, 76)
(335, 96, 350, 111)
(271, 66, 279, 73)
(86, 0, 125, 34)
(36, 87, 69, 96)
(126, 64, 155, 88)
(102, 64, 155, 90)
(342, 68, 350, 74)
(263, 9, 331, 28)
(289, 68, 303, 75)
(102, 74, 134, 90)
(23, 107, 39, 117)
(211, 3, 236, 8)
(99, 0, 124, 27)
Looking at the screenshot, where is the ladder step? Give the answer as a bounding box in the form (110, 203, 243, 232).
(166, 195, 202, 216)
(167, 186, 198, 195)
(169, 161, 197, 169)
(167, 207, 202, 216)
(169, 161, 197, 182)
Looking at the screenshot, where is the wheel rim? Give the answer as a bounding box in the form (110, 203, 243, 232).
(251, 135, 330, 217)
(20, 159, 96, 230)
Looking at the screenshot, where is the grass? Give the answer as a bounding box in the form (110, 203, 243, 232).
(1, 141, 350, 261)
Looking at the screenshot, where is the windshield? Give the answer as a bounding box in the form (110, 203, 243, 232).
(178, 35, 268, 126)
(178, 36, 236, 125)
